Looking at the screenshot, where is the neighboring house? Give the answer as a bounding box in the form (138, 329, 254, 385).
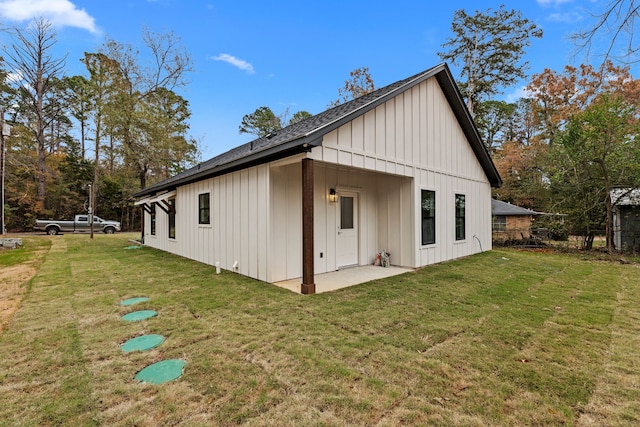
(134, 63, 502, 294)
(611, 189, 640, 252)
(491, 199, 540, 241)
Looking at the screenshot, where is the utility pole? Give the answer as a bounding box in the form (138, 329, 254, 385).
(88, 183, 94, 239)
(0, 110, 10, 236)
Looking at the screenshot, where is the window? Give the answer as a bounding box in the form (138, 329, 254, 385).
(492, 216, 506, 232)
(199, 193, 210, 225)
(421, 190, 436, 245)
(455, 194, 466, 241)
(168, 198, 176, 239)
(150, 203, 156, 235)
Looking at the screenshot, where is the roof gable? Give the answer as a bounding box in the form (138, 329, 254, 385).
(135, 63, 501, 198)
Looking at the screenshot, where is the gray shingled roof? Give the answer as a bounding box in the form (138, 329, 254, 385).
(135, 63, 501, 198)
(492, 199, 540, 216)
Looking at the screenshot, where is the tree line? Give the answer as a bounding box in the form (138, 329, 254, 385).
(438, 5, 640, 252)
(1, 18, 198, 231)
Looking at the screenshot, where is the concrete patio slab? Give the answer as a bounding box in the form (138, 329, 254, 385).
(273, 265, 414, 294)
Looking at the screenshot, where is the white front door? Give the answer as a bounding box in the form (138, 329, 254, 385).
(336, 191, 359, 268)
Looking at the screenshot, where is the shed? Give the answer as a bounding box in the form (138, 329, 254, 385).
(134, 63, 502, 294)
(612, 189, 640, 252)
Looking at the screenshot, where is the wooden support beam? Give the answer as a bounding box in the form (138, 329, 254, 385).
(155, 201, 170, 215)
(301, 158, 315, 294)
(161, 198, 175, 213)
(140, 207, 145, 244)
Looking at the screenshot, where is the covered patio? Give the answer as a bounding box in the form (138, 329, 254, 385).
(273, 265, 414, 294)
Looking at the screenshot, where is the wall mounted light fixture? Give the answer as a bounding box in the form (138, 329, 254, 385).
(329, 188, 338, 203)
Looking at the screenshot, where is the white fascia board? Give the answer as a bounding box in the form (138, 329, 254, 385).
(149, 190, 177, 203)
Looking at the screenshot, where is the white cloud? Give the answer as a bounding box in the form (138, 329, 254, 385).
(0, 0, 99, 34)
(547, 11, 583, 23)
(5, 71, 22, 85)
(212, 54, 255, 74)
(505, 85, 533, 103)
(536, 0, 574, 7)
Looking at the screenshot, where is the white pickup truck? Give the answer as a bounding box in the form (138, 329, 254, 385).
(34, 215, 121, 235)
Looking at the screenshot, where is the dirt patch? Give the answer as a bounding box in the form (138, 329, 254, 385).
(0, 263, 36, 333)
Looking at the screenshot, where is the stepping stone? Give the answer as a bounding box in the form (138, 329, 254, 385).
(135, 359, 186, 384)
(120, 334, 165, 353)
(121, 310, 157, 322)
(119, 297, 150, 306)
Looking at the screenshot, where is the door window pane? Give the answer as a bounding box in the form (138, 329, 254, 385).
(340, 196, 354, 229)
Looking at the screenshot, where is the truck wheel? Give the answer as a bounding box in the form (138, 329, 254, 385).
(46, 226, 59, 235)
(104, 227, 115, 234)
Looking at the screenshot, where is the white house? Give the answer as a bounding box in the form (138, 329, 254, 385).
(134, 63, 502, 294)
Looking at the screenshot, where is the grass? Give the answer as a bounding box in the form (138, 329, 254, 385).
(0, 237, 51, 333)
(0, 233, 639, 426)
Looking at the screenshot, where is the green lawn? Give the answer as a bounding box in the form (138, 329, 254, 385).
(1, 234, 638, 426)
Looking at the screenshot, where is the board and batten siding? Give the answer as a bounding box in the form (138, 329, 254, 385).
(143, 164, 271, 282)
(143, 74, 494, 282)
(310, 75, 492, 269)
(268, 160, 414, 282)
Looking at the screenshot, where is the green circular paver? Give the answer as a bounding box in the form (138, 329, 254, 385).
(120, 334, 165, 353)
(121, 310, 157, 322)
(135, 359, 186, 384)
(119, 297, 150, 306)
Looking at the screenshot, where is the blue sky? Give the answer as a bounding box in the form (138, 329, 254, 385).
(0, 0, 633, 160)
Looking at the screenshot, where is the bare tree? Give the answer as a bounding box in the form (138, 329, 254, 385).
(4, 18, 66, 211)
(97, 28, 194, 188)
(572, 0, 640, 63)
(81, 52, 124, 205)
(101, 27, 193, 101)
(329, 67, 375, 107)
(438, 6, 542, 115)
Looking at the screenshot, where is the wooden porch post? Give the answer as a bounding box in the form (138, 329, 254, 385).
(140, 208, 145, 244)
(301, 158, 315, 294)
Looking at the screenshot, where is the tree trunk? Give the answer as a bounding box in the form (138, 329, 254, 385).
(602, 166, 614, 254)
(109, 134, 115, 173)
(605, 191, 614, 253)
(92, 116, 101, 240)
(80, 119, 85, 158)
(139, 163, 147, 189)
(36, 129, 46, 212)
(36, 71, 47, 212)
(583, 232, 595, 250)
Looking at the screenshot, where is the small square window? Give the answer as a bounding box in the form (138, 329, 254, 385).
(493, 216, 506, 232)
